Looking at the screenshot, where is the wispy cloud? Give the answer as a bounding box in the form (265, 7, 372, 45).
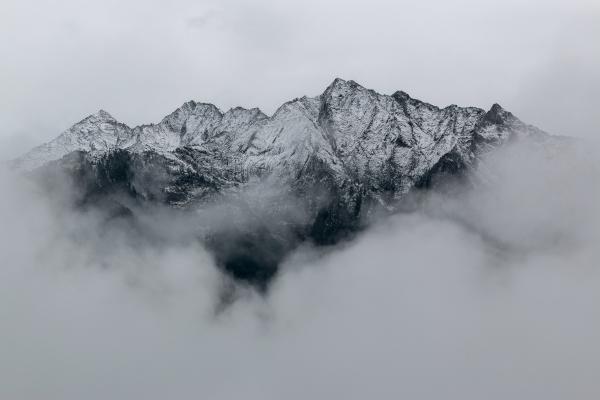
(0, 138, 599, 398)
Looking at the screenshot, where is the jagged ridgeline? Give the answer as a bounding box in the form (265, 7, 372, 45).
(13, 78, 557, 289)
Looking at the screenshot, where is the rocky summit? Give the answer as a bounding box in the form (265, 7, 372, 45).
(13, 78, 560, 289)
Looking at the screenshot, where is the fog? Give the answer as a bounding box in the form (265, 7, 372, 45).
(0, 137, 599, 399)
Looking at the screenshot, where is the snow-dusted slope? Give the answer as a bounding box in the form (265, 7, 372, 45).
(13, 78, 565, 287)
(14, 78, 554, 200)
(13, 110, 132, 170)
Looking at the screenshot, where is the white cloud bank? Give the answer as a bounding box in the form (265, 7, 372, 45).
(0, 139, 599, 399)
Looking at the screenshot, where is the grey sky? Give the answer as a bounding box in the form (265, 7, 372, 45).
(1, 0, 598, 159)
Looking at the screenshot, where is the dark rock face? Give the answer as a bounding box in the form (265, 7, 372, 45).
(415, 151, 470, 191)
(15, 79, 560, 289)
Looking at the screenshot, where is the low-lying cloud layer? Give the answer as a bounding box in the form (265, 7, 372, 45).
(1, 139, 599, 399)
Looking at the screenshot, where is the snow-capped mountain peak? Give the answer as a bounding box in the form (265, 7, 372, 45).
(13, 78, 555, 194)
(12, 79, 566, 286)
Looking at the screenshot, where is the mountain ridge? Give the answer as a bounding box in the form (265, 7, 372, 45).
(14, 78, 542, 172)
(11, 78, 562, 288)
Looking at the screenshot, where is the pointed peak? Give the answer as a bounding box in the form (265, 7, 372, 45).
(79, 109, 116, 124)
(168, 101, 222, 118)
(177, 100, 222, 112)
(490, 103, 505, 113)
(176, 100, 224, 110)
(160, 101, 223, 130)
(181, 100, 197, 108)
(96, 109, 114, 119)
(249, 107, 267, 117)
(392, 90, 411, 102)
(327, 77, 362, 88)
(193, 101, 212, 107)
(329, 77, 347, 86)
(484, 103, 513, 124)
(323, 78, 367, 99)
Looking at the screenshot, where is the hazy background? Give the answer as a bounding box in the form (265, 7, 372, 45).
(1, 0, 599, 160)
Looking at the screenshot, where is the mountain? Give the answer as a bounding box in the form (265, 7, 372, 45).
(12, 78, 561, 288)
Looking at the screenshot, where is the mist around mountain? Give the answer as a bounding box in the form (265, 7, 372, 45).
(1, 130, 600, 398)
(2, 79, 600, 399)
(10, 79, 570, 289)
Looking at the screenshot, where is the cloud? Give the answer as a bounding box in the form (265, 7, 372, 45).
(0, 137, 599, 399)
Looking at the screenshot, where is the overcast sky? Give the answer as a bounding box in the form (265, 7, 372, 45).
(1, 0, 598, 159)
